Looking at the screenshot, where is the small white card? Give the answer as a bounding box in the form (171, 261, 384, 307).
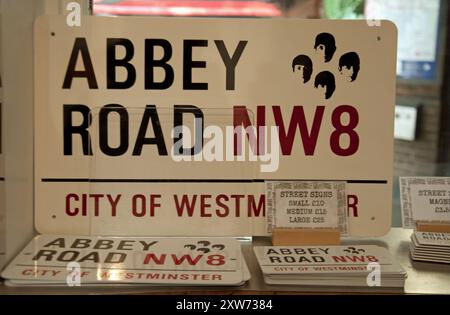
(266, 181, 347, 234)
(400, 177, 450, 228)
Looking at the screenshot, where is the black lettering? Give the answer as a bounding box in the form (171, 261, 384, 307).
(32, 250, 57, 261)
(78, 252, 99, 263)
(183, 40, 208, 90)
(57, 251, 79, 262)
(105, 252, 127, 263)
(43, 238, 66, 248)
(269, 256, 282, 263)
(63, 104, 92, 155)
(71, 239, 91, 249)
(93, 240, 114, 250)
(133, 105, 168, 155)
(107, 38, 136, 89)
(62, 38, 98, 89)
(173, 105, 204, 155)
(214, 40, 247, 90)
(99, 104, 129, 156)
(145, 39, 174, 89)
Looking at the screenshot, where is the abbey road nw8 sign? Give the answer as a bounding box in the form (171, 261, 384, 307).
(34, 17, 397, 236)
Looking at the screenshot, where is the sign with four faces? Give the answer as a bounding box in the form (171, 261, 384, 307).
(34, 16, 397, 236)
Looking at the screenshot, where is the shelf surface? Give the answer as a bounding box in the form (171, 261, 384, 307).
(1, 228, 449, 294)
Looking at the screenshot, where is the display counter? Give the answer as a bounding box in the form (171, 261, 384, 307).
(0, 228, 449, 295)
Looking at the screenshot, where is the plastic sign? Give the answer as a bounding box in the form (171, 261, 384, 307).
(34, 16, 397, 236)
(253, 245, 406, 287)
(2, 235, 249, 286)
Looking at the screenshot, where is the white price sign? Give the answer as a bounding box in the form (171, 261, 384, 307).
(266, 181, 347, 233)
(400, 177, 450, 228)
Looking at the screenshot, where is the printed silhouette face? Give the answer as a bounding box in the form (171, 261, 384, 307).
(316, 84, 326, 98)
(339, 52, 360, 82)
(292, 54, 313, 83)
(314, 71, 336, 99)
(314, 33, 336, 63)
(294, 64, 307, 83)
(340, 65, 354, 81)
(315, 44, 326, 60)
(292, 33, 360, 100)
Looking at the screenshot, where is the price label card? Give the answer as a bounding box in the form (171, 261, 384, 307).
(266, 181, 347, 233)
(400, 177, 450, 228)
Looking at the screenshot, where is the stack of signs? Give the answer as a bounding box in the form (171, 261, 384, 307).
(253, 245, 406, 288)
(400, 177, 450, 263)
(410, 231, 450, 264)
(1, 235, 249, 286)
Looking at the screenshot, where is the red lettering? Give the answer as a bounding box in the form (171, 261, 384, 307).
(143, 253, 166, 265)
(171, 254, 203, 266)
(216, 194, 230, 217)
(345, 256, 366, 262)
(248, 194, 265, 217)
(107, 194, 121, 217)
(233, 105, 360, 157)
(81, 194, 87, 216)
(132, 194, 146, 217)
(174, 194, 196, 217)
(149, 194, 161, 217)
(206, 254, 225, 266)
(332, 256, 374, 263)
(347, 194, 359, 217)
(332, 256, 347, 263)
(90, 194, 103, 216)
(330, 105, 359, 156)
(230, 194, 244, 217)
(200, 195, 212, 217)
(66, 193, 79, 216)
(273, 105, 324, 155)
(233, 106, 265, 155)
(131, 194, 159, 217)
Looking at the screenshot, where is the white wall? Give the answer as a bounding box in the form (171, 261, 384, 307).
(0, 0, 89, 267)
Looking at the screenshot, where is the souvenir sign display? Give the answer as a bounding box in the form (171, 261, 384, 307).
(2, 235, 249, 286)
(266, 181, 347, 233)
(410, 231, 450, 264)
(34, 16, 397, 236)
(400, 177, 450, 228)
(253, 245, 406, 288)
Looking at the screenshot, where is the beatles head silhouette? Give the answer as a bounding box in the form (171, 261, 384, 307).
(314, 71, 335, 99)
(314, 33, 336, 63)
(339, 52, 360, 82)
(292, 54, 313, 83)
